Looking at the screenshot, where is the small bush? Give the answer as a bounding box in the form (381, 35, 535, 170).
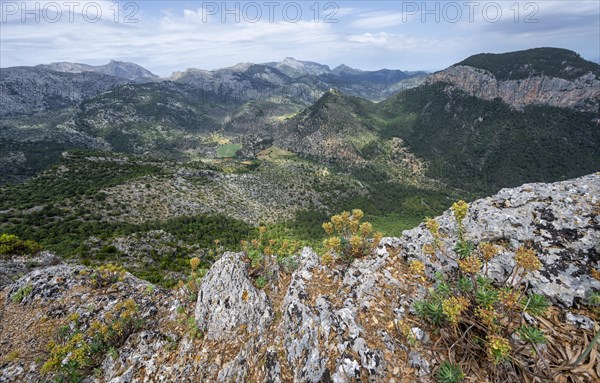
(410, 200, 553, 379)
(11, 284, 33, 303)
(322, 209, 382, 263)
(0, 233, 42, 257)
(90, 263, 126, 288)
(42, 299, 142, 381)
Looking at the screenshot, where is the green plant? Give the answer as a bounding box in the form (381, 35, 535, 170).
(0, 233, 42, 257)
(90, 263, 126, 288)
(518, 325, 546, 345)
(42, 299, 142, 380)
(11, 284, 33, 303)
(411, 200, 554, 379)
(522, 293, 550, 316)
(322, 209, 382, 263)
(255, 276, 267, 289)
(436, 361, 464, 383)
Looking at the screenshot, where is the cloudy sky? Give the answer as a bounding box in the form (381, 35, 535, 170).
(1, 0, 598, 76)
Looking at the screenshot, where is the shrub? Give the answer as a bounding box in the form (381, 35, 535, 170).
(42, 299, 142, 381)
(0, 233, 42, 257)
(90, 263, 126, 288)
(322, 209, 382, 263)
(240, 228, 302, 284)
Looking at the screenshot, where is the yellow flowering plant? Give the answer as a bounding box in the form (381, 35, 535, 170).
(412, 200, 553, 380)
(322, 209, 382, 263)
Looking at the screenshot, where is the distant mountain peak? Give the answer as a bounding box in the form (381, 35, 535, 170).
(36, 60, 159, 82)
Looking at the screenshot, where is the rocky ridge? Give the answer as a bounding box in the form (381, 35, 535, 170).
(1, 174, 599, 382)
(36, 60, 160, 82)
(427, 65, 600, 112)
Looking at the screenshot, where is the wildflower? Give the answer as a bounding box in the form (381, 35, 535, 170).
(322, 222, 334, 235)
(340, 211, 351, 222)
(476, 307, 498, 329)
(425, 218, 440, 236)
(487, 335, 511, 364)
(325, 237, 341, 252)
(189, 257, 201, 271)
(331, 214, 344, 230)
(372, 232, 383, 246)
(409, 260, 426, 276)
(442, 296, 470, 325)
(479, 242, 500, 262)
(458, 255, 482, 274)
(451, 200, 468, 222)
(360, 222, 373, 237)
(515, 247, 542, 272)
(352, 209, 364, 221)
(349, 219, 359, 234)
(259, 226, 267, 235)
(499, 288, 521, 311)
(422, 243, 436, 257)
(349, 235, 362, 253)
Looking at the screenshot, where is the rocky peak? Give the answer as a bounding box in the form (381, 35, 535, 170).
(427, 48, 600, 112)
(332, 64, 363, 75)
(266, 57, 331, 78)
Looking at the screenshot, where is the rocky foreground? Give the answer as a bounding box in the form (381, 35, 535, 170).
(1, 173, 599, 382)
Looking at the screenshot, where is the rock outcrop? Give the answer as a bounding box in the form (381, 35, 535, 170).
(195, 252, 273, 340)
(1, 174, 598, 382)
(427, 65, 600, 112)
(400, 173, 600, 307)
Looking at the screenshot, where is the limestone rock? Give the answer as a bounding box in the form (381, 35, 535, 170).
(427, 65, 599, 112)
(194, 252, 273, 340)
(398, 173, 600, 307)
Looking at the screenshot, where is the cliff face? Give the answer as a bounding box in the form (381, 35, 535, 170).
(427, 65, 600, 112)
(1, 174, 599, 382)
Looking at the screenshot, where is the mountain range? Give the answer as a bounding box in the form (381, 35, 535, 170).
(1, 48, 597, 190)
(1, 47, 599, 382)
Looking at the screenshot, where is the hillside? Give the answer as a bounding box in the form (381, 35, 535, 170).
(455, 47, 600, 81)
(1, 174, 598, 382)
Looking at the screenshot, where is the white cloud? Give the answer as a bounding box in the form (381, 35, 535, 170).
(0, 1, 597, 75)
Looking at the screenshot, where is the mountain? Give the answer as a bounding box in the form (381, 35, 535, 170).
(428, 47, 600, 111)
(0, 67, 129, 116)
(277, 90, 377, 164)
(36, 60, 160, 82)
(1, 48, 597, 195)
(1, 174, 598, 382)
(171, 59, 428, 103)
(374, 48, 600, 193)
(263, 57, 331, 77)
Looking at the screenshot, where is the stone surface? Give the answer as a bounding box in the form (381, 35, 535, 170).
(399, 173, 600, 307)
(428, 65, 600, 112)
(195, 252, 273, 340)
(2, 174, 599, 382)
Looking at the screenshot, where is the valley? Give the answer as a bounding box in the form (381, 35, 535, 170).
(1, 48, 598, 286)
